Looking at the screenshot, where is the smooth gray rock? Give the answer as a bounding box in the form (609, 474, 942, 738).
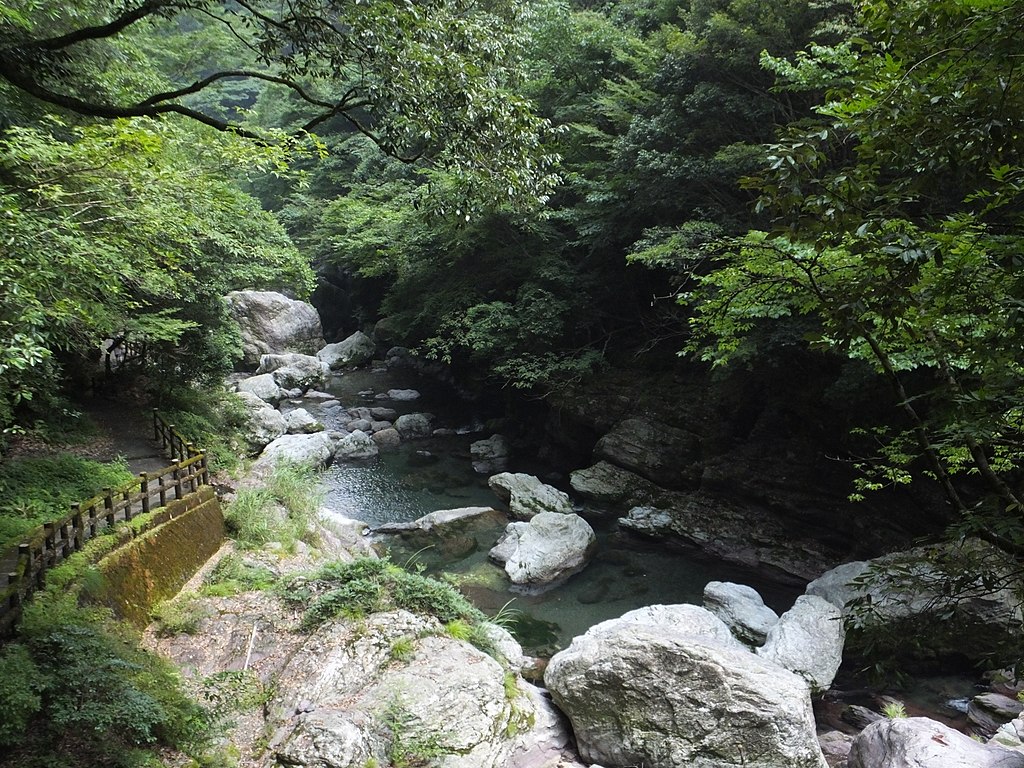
(387, 388, 421, 401)
(849, 717, 1024, 768)
(594, 416, 700, 488)
(395, 413, 433, 439)
(235, 390, 287, 453)
(371, 428, 401, 450)
(570, 461, 654, 504)
(226, 290, 325, 365)
(370, 407, 398, 421)
(257, 353, 330, 391)
(472, 434, 511, 474)
(489, 512, 596, 587)
(346, 418, 373, 432)
(236, 372, 284, 405)
(317, 331, 376, 369)
(971, 694, 1024, 736)
(544, 604, 826, 768)
(335, 430, 379, 461)
(757, 594, 844, 691)
(284, 408, 323, 434)
(703, 581, 779, 647)
(374, 507, 497, 535)
(254, 432, 336, 472)
(488, 472, 573, 520)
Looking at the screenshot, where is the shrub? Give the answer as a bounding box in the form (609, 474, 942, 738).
(225, 462, 323, 551)
(0, 646, 41, 747)
(201, 553, 278, 597)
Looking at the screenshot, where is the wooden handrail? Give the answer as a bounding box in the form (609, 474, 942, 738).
(0, 411, 210, 634)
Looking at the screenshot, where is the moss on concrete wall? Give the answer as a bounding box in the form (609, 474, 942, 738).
(97, 486, 224, 628)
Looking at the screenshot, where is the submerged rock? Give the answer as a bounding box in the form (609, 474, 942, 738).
(334, 430, 379, 461)
(395, 412, 433, 439)
(489, 512, 596, 588)
(488, 472, 573, 520)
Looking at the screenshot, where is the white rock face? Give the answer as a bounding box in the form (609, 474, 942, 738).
(544, 604, 827, 768)
(489, 512, 596, 587)
(236, 372, 284, 405)
(235, 390, 287, 453)
(488, 472, 573, 520)
(757, 594, 845, 691)
(257, 352, 330, 391)
(334, 430, 379, 461)
(254, 432, 336, 472)
(703, 581, 780, 647)
(226, 290, 325, 365)
(317, 330, 377, 369)
(849, 717, 1024, 768)
(268, 611, 578, 768)
(395, 413, 433, 439)
(284, 408, 323, 434)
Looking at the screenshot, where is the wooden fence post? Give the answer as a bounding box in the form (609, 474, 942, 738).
(59, 520, 71, 559)
(200, 453, 210, 485)
(87, 504, 98, 538)
(122, 486, 132, 522)
(71, 505, 84, 552)
(103, 488, 115, 527)
(153, 408, 160, 442)
(140, 473, 150, 515)
(158, 473, 167, 507)
(7, 573, 19, 610)
(172, 467, 182, 500)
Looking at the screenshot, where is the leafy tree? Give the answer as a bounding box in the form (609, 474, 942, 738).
(675, 0, 1024, 560)
(0, 0, 559, 209)
(0, 116, 313, 434)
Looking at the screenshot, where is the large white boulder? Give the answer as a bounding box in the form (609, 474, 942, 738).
(488, 472, 573, 520)
(544, 604, 827, 768)
(317, 331, 376, 369)
(236, 372, 284, 405)
(253, 432, 336, 473)
(226, 290, 325, 365)
(268, 610, 579, 768)
(235, 390, 287, 454)
(283, 408, 323, 434)
(756, 594, 844, 691)
(702, 581, 779, 647)
(256, 353, 330, 391)
(849, 717, 1024, 768)
(489, 512, 596, 588)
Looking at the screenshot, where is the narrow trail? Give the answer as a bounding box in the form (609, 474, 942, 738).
(0, 396, 170, 578)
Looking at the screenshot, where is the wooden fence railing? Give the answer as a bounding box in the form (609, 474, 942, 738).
(0, 411, 209, 634)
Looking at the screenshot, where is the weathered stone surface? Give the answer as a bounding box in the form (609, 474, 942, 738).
(570, 461, 655, 504)
(488, 472, 573, 520)
(386, 388, 421, 401)
(819, 731, 854, 768)
(373, 507, 498, 535)
(284, 408, 323, 434)
(268, 610, 578, 768)
(472, 434, 511, 474)
(593, 416, 701, 488)
(395, 413, 433, 439)
(971, 694, 1024, 736)
(226, 290, 325, 365)
(757, 594, 844, 691)
(992, 713, 1024, 754)
(256, 353, 330, 391)
(335, 430, 379, 461)
(254, 432, 336, 472)
(317, 330, 376, 369)
(235, 390, 287, 453)
(544, 604, 826, 768)
(849, 717, 1024, 768)
(371, 428, 401, 450)
(236, 372, 284, 405)
(703, 581, 779, 647)
(489, 512, 596, 588)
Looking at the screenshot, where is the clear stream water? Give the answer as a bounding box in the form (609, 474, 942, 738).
(295, 367, 978, 725)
